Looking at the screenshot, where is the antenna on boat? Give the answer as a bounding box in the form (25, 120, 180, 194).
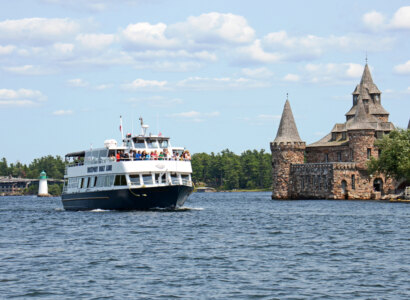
(119, 115, 124, 144)
(139, 116, 149, 136)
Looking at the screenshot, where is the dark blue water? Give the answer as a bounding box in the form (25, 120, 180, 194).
(0, 193, 409, 299)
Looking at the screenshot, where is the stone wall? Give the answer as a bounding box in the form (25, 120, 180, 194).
(271, 142, 305, 199)
(290, 163, 333, 199)
(306, 146, 350, 163)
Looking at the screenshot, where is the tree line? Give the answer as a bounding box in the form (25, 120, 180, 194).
(0, 155, 66, 196)
(191, 149, 272, 190)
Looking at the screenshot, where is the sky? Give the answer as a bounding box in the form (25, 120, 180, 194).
(0, 0, 409, 164)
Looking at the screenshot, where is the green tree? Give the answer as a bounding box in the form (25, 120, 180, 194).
(368, 129, 410, 180)
(0, 157, 9, 176)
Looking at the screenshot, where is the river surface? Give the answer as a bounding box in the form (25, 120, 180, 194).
(0, 193, 409, 299)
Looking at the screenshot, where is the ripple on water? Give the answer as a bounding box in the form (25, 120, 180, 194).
(0, 193, 409, 299)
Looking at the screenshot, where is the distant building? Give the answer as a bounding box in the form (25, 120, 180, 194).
(0, 176, 35, 195)
(271, 64, 399, 200)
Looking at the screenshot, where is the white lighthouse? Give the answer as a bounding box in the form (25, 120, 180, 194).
(38, 170, 49, 197)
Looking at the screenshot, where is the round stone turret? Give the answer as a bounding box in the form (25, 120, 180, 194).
(271, 99, 306, 199)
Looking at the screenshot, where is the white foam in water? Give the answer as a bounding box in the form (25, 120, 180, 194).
(90, 208, 111, 212)
(178, 207, 204, 211)
(54, 208, 65, 212)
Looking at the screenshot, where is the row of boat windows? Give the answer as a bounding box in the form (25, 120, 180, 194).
(66, 173, 190, 189)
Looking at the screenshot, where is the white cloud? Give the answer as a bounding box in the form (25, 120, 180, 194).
(0, 88, 46, 106)
(2, 65, 54, 75)
(122, 78, 168, 90)
(0, 18, 80, 45)
(53, 43, 75, 55)
(363, 6, 410, 31)
(170, 12, 255, 45)
(362, 11, 385, 31)
(283, 74, 300, 82)
(177, 76, 269, 90)
(122, 22, 178, 49)
(241, 67, 273, 78)
(390, 6, 410, 29)
(76, 33, 116, 50)
(394, 60, 410, 75)
(67, 78, 88, 87)
(262, 31, 394, 61)
(53, 109, 73, 115)
(345, 63, 364, 78)
(303, 63, 365, 84)
(236, 39, 281, 64)
(0, 45, 15, 55)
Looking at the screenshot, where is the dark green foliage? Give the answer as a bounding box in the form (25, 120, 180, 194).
(0, 155, 66, 179)
(48, 184, 62, 196)
(367, 129, 410, 180)
(191, 149, 272, 190)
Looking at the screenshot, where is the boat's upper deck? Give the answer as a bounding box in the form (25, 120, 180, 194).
(65, 133, 192, 177)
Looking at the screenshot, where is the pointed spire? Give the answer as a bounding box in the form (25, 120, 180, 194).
(360, 63, 374, 85)
(274, 99, 302, 143)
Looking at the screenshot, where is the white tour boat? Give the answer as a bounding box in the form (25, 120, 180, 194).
(61, 118, 194, 211)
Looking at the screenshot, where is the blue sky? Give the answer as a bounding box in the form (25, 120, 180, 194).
(0, 0, 409, 164)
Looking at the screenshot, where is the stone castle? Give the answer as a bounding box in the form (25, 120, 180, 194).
(270, 64, 397, 200)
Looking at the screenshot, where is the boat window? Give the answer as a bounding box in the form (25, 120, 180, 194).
(78, 178, 83, 189)
(125, 139, 133, 148)
(155, 173, 166, 184)
(133, 140, 146, 148)
(147, 140, 159, 148)
(89, 176, 95, 187)
(68, 177, 78, 189)
(106, 175, 114, 187)
(85, 151, 92, 165)
(114, 175, 127, 186)
(181, 175, 189, 184)
(160, 140, 168, 148)
(170, 173, 179, 185)
(142, 174, 153, 185)
(129, 174, 140, 185)
(96, 176, 106, 187)
(98, 149, 108, 163)
(91, 150, 99, 164)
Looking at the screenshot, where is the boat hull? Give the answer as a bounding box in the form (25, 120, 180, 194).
(61, 185, 193, 211)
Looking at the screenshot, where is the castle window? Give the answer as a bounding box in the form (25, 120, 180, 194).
(325, 153, 329, 162)
(353, 95, 358, 105)
(378, 149, 382, 157)
(337, 152, 342, 162)
(350, 149, 354, 161)
(341, 132, 346, 140)
(351, 175, 355, 190)
(367, 148, 372, 159)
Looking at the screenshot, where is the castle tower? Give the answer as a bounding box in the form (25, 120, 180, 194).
(347, 98, 376, 170)
(271, 99, 305, 199)
(346, 63, 389, 122)
(38, 170, 49, 197)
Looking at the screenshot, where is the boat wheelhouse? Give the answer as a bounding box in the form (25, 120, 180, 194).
(61, 120, 193, 211)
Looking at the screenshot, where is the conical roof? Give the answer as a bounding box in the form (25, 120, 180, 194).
(274, 100, 302, 143)
(360, 64, 373, 85)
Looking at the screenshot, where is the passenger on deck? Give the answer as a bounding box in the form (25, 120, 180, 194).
(116, 151, 120, 162)
(158, 151, 164, 160)
(164, 149, 171, 160)
(185, 150, 191, 161)
(145, 151, 151, 160)
(152, 150, 158, 160)
(135, 151, 142, 160)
